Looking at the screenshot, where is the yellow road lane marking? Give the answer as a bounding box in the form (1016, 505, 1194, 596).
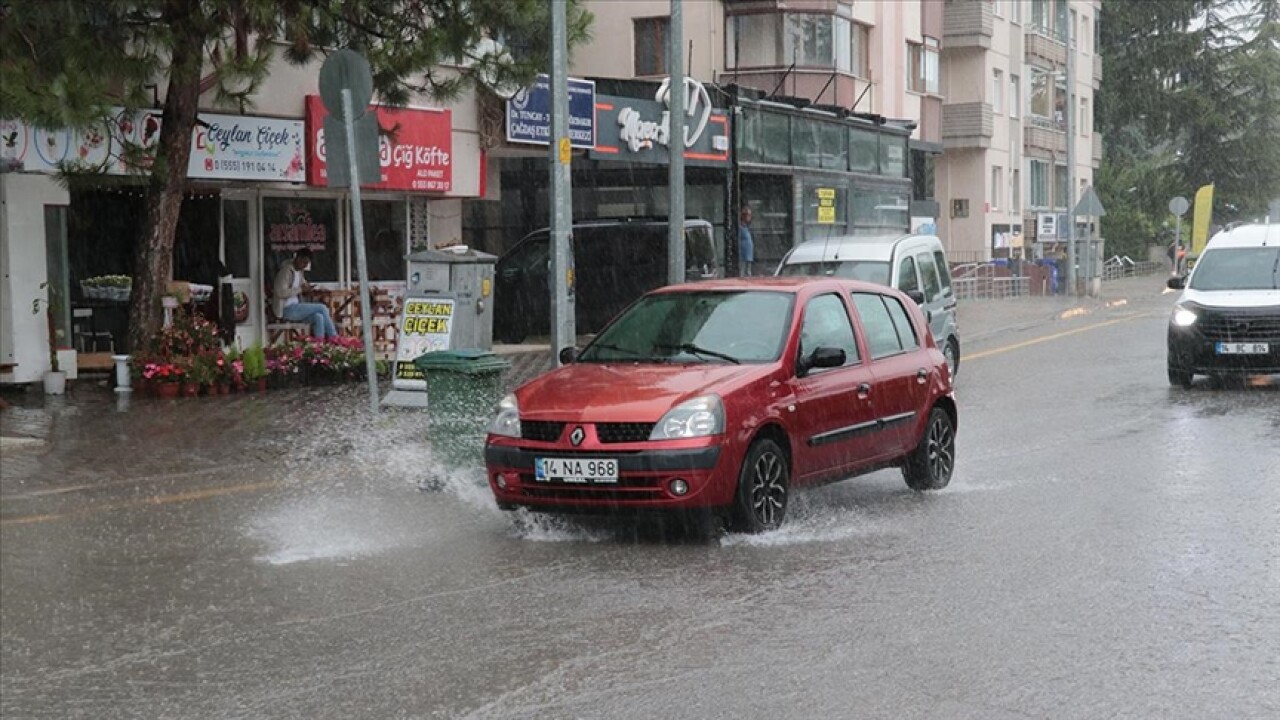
(0, 480, 281, 527)
(966, 313, 1148, 362)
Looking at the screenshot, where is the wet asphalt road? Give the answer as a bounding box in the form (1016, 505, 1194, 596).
(2, 283, 1279, 719)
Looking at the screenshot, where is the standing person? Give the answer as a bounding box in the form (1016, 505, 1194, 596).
(273, 249, 338, 338)
(738, 206, 755, 277)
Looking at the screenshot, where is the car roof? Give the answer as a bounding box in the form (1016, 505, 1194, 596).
(1204, 223, 1279, 249)
(783, 233, 940, 263)
(654, 276, 896, 296)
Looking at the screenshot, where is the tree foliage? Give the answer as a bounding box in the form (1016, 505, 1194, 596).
(1097, 0, 1279, 257)
(0, 0, 592, 350)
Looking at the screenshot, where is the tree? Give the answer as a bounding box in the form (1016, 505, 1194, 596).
(1, 0, 591, 351)
(1097, 0, 1280, 250)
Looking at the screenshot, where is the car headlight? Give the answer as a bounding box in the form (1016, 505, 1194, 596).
(1172, 305, 1198, 327)
(488, 394, 521, 438)
(650, 395, 724, 440)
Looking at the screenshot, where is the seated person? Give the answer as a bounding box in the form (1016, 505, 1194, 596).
(273, 249, 338, 338)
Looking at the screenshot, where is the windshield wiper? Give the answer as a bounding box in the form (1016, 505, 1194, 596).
(581, 343, 669, 363)
(656, 343, 741, 364)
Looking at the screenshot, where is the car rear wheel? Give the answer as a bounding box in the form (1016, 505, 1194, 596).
(730, 438, 790, 533)
(1167, 364, 1193, 388)
(903, 407, 955, 491)
(944, 338, 960, 381)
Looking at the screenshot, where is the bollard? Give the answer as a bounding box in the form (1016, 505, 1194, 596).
(113, 355, 132, 393)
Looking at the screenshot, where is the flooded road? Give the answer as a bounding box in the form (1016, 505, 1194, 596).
(3, 283, 1278, 719)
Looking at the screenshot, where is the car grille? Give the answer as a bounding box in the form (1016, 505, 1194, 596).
(520, 421, 564, 443)
(596, 422, 656, 444)
(519, 474, 666, 502)
(1196, 307, 1280, 342)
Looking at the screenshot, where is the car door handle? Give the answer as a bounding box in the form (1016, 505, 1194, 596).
(857, 383, 872, 399)
(916, 368, 929, 384)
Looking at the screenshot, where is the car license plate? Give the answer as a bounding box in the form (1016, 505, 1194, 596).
(535, 457, 619, 484)
(1216, 342, 1270, 355)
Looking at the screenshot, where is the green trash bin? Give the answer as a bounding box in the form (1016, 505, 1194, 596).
(414, 349, 511, 469)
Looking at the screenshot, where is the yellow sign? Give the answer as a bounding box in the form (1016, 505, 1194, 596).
(481, 277, 492, 298)
(558, 137, 572, 165)
(816, 187, 837, 224)
(392, 297, 456, 390)
(1191, 184, 1214, 256)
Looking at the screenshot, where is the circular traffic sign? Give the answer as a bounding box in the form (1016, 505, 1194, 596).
(1169, 196, 1190, 217)
(319, 50, 374, 119)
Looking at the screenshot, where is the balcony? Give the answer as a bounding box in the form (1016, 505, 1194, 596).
(944, 0, 994, 50)
(942, 102, 994, 150)
(1092, 132, 1104, 166)
(1026, 29, 1067, 68)
(1024, 121, 1067, 154)
(1093, 54, 1103, 85)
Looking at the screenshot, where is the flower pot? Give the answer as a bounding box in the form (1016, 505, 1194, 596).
(218, 383, 230, 396)
(181, 383, 199, 397)
(155, 382, 179, 399)
(43, 371, 67, 395)
(256, 378, 268, 393)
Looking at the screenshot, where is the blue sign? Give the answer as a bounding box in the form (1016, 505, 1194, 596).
(506, 74, 596, 148)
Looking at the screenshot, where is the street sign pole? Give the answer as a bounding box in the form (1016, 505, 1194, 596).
(341, 89, 380, 414)
(1065, 31, 1077, 296)
(549, 0, 575, 364)
(1169, 195, 1190, 275)
(667, 0, 685, 285)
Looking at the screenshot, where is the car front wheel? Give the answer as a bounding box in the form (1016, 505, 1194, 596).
(903, 407, 955, 491)
(1167, 363, 1193, 388)
(730, 438, 790, 533)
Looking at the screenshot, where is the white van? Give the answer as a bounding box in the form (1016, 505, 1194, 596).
(1165, 222, 1280, 387)
(776, 233, 961, 377)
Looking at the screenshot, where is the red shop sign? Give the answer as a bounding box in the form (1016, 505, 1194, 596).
(305, 95, 452, 192)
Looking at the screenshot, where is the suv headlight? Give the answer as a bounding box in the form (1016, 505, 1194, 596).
(1172, 304, 1198, 327)
(650, 395, 724, 440)
(488, 394, 521, 438)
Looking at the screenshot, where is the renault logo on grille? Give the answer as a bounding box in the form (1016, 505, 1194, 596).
(570, 426, 585, 446)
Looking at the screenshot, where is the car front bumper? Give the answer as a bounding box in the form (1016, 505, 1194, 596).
(1168, 324, 1280, 375)
(483, 441, 736, 512)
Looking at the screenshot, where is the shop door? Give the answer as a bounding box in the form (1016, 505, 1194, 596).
(221, 190, 260, 347)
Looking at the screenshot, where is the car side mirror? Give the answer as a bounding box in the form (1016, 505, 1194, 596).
(798, 346, 846, 376)
(558, 346, 579, 365)
(906, 289, 927, 305)
(1166, 276, 1185, 290)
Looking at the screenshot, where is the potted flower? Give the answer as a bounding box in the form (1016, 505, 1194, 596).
(241, 345, 268, 392)
(142, 360, 184, 398)
(188, 354, 218, 396)
(31, 281, 66, 395)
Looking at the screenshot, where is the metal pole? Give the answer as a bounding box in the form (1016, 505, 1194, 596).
(1174, 214, 1183, 275)
(667, 0, 686, 285)
(1065, 28, 1077, 296)
(342, 88, 380, 414)
(549, 0, 575, 364)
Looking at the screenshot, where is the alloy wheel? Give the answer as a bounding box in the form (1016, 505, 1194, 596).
(927, 414, 955, 482)
(750, 450, 787, 527)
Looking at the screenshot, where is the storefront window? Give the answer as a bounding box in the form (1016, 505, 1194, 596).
(792, 117, 822, 168)
(355, 200, 408, 282)
(851, 188, 910, 233)
(880, 136, 907, 178)
(740, 174, 793, 270)
(802, 182, 847, 243)
(223, 200, 251, 278)
(849, 128, 880, 174)
(737, 107, 790, 165)
(264, 197, 339, 282)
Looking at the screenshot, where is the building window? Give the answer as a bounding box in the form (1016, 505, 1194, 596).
(1010, 74, 1021, 117)
(1029, 160, 1049, 209)
(907, 38, 940, 94)
(992, 166, 1003, 210)
(992, 0, 1004, 18)
(993, 68, 1004, 113)
(1030, 68, 1066, 130)
(1012, 0, 1023, 24)
(728, 12, 870, 75)
(1011, 168, 1021, 212)
(1070, 9, 1078, 49)
(849, 128, 880, 174)
(881, 135, 908, 177)
(1054, 163, 1069, 209)
(1081, 97, 1089, 136)
(634, 17, 669, 76)
(1083, 15, 1091, 53)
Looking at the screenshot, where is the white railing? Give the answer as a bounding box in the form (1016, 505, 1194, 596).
(951, 262, 1030, 300)
(1102, 256, 1164, 281)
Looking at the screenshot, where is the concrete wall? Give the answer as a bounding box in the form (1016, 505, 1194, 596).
(0, 174, 69, 384)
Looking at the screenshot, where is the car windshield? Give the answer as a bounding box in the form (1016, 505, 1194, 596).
(578, 291, 794, 364)
(779, 260, 891, 285)
(1188, 247, 1280, 291)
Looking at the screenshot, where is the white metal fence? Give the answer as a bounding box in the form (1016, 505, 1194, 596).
(1102, 256, 1164, 281)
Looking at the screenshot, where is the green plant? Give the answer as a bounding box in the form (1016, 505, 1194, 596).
(31, 281, 62, 373)
(188, 353, 218, 387)
(241, 345, 267, 382)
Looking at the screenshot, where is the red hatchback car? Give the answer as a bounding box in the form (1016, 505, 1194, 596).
(484, 277, 957, 532)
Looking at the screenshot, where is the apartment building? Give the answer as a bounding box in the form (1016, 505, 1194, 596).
(938, 0, 1102, 261)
